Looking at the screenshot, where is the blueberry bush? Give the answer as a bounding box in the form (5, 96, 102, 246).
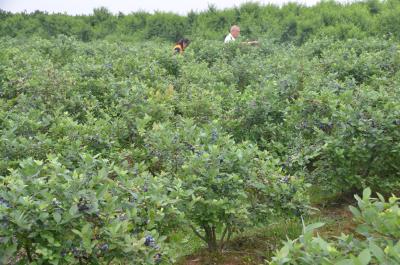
(0, 155, 173, 264)
(269, 188, 400, 265)
(0, 7, 400, 262)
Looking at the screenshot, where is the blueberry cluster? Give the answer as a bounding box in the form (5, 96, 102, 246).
(0, 197, 10, 208)
(184, 142, 195, 152)
(94, 243, 109, 257)
(118, 214, 128, 221)
(52, 198, 62, 207)
(316, 121, 334, 132)
(78, 197, 90, 212)
(71, 247, 88, 259)
(279, 176, 290, 184)
(144, 235, 156, 248)
(144, 235, 162, 263)
(52, 198, 63, 213)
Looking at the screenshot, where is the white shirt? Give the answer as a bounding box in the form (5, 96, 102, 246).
(224, 33, 236, 43)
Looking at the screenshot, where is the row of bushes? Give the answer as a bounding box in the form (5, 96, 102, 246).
(1, 34, 399, 199)
(0, 36, 310, 264)
(0, 35, 399, 262)
(2, 0, 400, 43)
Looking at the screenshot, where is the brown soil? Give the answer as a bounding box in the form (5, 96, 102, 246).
(178, 204, 357, 265)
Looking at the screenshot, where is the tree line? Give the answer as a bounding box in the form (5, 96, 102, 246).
(1, 0, 400, 44)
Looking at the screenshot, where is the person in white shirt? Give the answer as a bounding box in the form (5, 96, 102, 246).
(224, 25, 259, 45)
(224, 25, 240, 43)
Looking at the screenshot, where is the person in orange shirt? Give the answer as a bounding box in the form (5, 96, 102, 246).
(173, 38, 190, 54)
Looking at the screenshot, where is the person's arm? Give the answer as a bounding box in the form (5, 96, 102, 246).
(246, 40, 259, 46)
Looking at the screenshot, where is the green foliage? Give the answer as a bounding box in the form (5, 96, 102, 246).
(145, 12, 188, 41)
(1, 11, 400, 260)
(0, 155, 173, 264)
(3, 1, 400, 43)
(140, 119, 308, 251)
(269, 188, 400, 265)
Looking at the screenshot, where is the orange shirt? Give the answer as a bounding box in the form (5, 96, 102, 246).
(173, 44, 184, 54)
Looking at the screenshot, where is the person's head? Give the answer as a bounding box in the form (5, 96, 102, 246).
(177, 38, 190, 48)
(230, 25, 240, 38)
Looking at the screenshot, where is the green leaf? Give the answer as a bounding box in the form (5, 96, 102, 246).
(69, 205, 78, 216)
(82, 223, 91, 235)
(236, 149, 243, 160)
(11, 211, 31, 230)
(369, 242, 385, 263)
(363, 188, 371, 200)
(376, 193, 385, 203)
(277, 244, 290, 258)
(358, 249, 371, 265)
(335, 259, 353, 265)
(349, 206, 361, 218)
(304, 222, 325, 233)
(71, 229, 82, 237)
(82, 224, 93, 254)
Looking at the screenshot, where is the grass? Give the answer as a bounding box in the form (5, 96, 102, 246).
(166, 228, 204, 264)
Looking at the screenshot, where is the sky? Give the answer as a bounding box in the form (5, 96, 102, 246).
(0, 0, 354, 15)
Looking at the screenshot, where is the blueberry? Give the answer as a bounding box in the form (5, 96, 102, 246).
(100, 243, 109, 252)
(154, 253, 162, 264)
(211, 130, 218, 142)
(144, 235, 156, 247)
(72, 247, 81, 257)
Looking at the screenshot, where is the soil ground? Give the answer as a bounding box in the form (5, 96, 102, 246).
(178, 195, 358, 265)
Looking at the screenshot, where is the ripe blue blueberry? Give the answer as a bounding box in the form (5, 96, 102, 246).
(144, 235, 156, 247)
(100, 243, 109, 252)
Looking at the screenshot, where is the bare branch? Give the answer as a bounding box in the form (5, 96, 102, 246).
(219, 224, 229, 251)
(189, 224, 207, 242)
